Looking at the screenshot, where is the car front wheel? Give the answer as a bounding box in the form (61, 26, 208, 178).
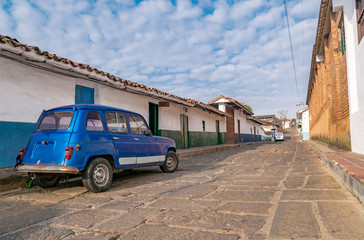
(160, 151, 179, 173)
(82, 158, 113, 193)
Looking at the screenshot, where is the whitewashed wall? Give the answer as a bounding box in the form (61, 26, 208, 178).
(234, 111, 251, 134)
(302, 109, 310, 134)
(1, 57, 76, 122)
(98, 84, 158, 123)
(234, 110, 262, 135)
(183, 107, 226, 132)
(0, 56, 226, 134)
(159, 103, 184, 131)
(333, 0, 364, 154)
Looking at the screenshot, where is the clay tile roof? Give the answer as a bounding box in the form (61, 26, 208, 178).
(0, 34, 229, 116)
(208, 95, 253, 115)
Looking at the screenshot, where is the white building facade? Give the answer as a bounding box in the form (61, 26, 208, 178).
(297, 107, 310, 141)
(332, 0, 364, 154)
(0, 35, 227, 168)
(209, 95, 264, 144)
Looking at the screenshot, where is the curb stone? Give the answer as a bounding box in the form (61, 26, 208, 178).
(307, 141, 364, 204)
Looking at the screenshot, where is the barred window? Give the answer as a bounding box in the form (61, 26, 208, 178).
(339, 16, 346, 55)
(356, 0, 364, 43)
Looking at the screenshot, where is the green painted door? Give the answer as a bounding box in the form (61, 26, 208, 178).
(149, 103, 159, 136)
(181, 115, 189, 149)
(216, 120, 222, 144)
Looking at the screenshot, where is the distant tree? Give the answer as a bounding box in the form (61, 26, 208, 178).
(292, 118, 297, 123)
(239, 102, 253, 112)
(244, 104, 253, 112)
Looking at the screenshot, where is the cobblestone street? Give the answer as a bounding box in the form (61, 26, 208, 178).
(1, 132, 364, 239)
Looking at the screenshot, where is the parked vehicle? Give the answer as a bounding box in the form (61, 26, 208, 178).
(271, 129, 284, 142)
(15, 104, 178, 192)
(275, 132, 284, 141)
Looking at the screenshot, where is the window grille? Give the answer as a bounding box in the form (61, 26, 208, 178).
(339, 17, 346, 55)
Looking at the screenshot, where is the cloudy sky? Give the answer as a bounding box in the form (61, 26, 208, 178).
(0, 0, 320, 118)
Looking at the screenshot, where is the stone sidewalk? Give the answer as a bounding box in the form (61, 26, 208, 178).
(307, 140, 364, 204)
(1, 131, 364, 239)
(0, 142, 249, 192)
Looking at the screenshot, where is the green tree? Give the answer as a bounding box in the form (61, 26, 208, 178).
(244, 104, 253, 112)
(239, 102, 253, 112)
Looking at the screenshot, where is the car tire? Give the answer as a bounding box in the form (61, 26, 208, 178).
(82, 158, 113, 193)
(160, 151, 179, 173)
(34, 175, 61, 188)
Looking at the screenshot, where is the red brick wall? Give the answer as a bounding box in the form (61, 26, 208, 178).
(308, 10, 351, 150)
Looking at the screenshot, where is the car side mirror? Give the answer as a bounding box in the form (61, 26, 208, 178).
(144, 130, 152, 136)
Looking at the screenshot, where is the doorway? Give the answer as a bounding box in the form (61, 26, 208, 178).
(149, 103, 159, 136)
(180, 115, 189, 149)
(254, 126, 256, 142)
(216, 120, 221, 144)
(238, 120, 241, 143)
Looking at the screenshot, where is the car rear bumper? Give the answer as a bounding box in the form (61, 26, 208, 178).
(15, 164, 80, 174)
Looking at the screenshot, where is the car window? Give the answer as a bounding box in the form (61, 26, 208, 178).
(105, 112, 128, 133)
(85, 111, 104, 132)
(129, 115, 148, 135)
(37, 111, 73, 130)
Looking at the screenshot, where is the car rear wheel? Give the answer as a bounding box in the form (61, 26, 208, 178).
(160, 151, 179, 173)
(82, 158, 113, 193)
(34, 174, 61, 188)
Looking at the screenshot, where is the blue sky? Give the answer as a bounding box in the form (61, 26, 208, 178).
(0, 0, 320, 118)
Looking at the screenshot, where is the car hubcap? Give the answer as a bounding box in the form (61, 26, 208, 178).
(93, 164, 108, 186)
(166, 156, 175, 169)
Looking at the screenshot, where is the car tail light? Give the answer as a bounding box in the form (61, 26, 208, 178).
(65, 146, 74, 160)
(19, 148, 26, 160)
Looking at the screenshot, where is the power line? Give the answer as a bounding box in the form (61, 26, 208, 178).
(267, 0, 290, 77)
(283, 0, 300, 103)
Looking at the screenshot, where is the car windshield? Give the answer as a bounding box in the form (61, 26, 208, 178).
(37, 111, 74, 130)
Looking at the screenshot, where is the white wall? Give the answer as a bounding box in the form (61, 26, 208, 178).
(0, 57, 77, 122)
(333, 0, 364, 154)
(183, 107, 226, 133)
(159, 103, 184, 131)
(234, 110, 260, 134)
(0, 56, 159, 124)
(0, 56, 226, 134)
(302, 109, 310, 133)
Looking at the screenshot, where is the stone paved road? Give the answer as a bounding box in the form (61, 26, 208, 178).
(1, 131, 364, 239)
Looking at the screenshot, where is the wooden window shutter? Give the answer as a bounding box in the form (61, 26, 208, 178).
(357, 0, 364, 43)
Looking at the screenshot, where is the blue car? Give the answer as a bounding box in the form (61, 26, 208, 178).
(15, 104, 179, 192)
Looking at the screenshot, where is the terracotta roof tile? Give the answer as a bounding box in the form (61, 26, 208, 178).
(209, 95, 253, 115)
(0, 34, 229, 116)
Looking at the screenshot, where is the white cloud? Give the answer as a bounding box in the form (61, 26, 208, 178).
(205, 0, 228, 24)
(0, 0, 320, 118)
(0, 6, 12, 33)
(230, 0, 265, 21)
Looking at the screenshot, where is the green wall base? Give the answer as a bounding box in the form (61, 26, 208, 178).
(159, 129, 226, 149)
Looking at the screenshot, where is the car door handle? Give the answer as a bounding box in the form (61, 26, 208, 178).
(134, 138, 140, 141)
(113, 137, 119, 140)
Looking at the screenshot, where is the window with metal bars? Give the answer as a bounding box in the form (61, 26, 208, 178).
(356, 0, 364, 43)
(339, 16, 346, 55)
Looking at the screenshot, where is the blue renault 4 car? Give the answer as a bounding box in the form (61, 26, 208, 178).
(15, 104, 179, 192)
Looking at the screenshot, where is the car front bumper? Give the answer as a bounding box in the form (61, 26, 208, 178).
(15, 164, 80, 174)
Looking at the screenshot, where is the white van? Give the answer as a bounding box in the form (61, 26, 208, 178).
(271, 129, 284, 142)
(275, 132, 284, 141)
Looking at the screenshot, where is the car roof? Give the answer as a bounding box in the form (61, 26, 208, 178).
(44, 104, 140, 115)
